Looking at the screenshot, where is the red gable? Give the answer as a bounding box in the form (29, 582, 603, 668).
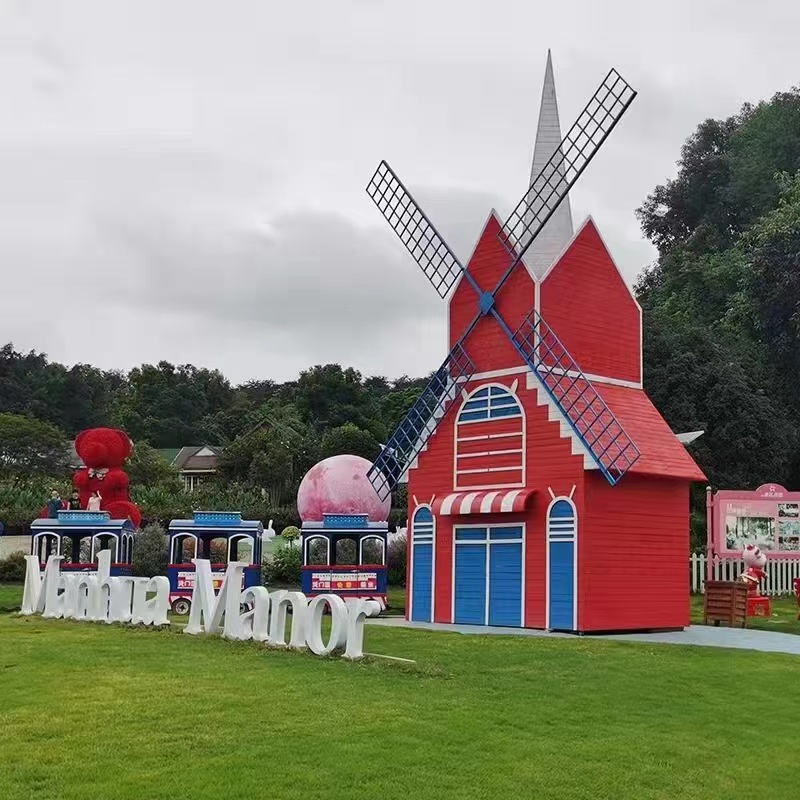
(449, 213, 533, 374)
(540, 218, 641, 385)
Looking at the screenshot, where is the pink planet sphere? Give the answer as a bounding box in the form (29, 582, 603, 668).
(297, 454, 390, 522)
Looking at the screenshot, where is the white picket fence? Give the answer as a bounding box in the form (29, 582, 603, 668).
(690, 553, 800, 596)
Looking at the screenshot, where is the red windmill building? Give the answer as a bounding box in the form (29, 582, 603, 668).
(366, 53, 706, 633)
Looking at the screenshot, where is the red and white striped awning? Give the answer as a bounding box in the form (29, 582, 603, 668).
(433, 489, 534, 516)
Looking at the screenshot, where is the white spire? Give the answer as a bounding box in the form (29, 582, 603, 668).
(523, 50, 574, 279)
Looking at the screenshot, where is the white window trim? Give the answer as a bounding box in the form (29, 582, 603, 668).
(454, 383, 526, 492)
(170, 532, 198, 563)
(304, 534, 331, 566)
(358, 535, 386, 566)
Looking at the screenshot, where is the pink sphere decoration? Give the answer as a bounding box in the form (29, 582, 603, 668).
(297, 454, 391, 522)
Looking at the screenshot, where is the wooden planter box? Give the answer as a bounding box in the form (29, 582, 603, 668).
(703, 580, 748, 628)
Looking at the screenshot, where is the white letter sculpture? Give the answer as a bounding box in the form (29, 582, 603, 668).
(20, 549, 169, 627)
(21, 554, 386, 660)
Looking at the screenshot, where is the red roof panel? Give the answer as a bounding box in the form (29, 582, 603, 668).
(593, 383, 707, 482)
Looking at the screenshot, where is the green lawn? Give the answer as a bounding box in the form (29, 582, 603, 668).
(2, 595, 800, 799)
(0, 582, 22, 611)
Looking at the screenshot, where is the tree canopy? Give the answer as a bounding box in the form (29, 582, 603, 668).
(636, 87, 800, 491)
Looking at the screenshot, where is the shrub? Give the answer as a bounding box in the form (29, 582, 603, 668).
(0, 550, 27, 582)
(281, 525, 300, 547)
(263, 544, 302, 586)
(387, 533, 407, 586)
(131, 523, 168, 577)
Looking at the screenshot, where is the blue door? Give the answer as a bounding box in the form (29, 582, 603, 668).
(548, 541, 574, 630)
(488, 529, 522, 627)
(411, 544, 433, 621)
(411, 507, 434, 622)
(548, 499, 577, 631)
(454, 532, 487, 625)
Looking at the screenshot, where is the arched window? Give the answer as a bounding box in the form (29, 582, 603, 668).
(455, 384, 525, 490)
(547, 500, 576, 537)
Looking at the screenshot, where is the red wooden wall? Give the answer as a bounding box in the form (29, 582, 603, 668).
(580, 472, 691, 631)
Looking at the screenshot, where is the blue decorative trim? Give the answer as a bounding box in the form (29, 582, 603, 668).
(323, 514, 368, 529)
(58, 510, 110, 523)
(193, 511, 242, 526)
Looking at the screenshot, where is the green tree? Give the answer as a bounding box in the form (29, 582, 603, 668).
(642, 310, 796, 489)
(111, 361, 234, 447)
(131, 523, 169, 577)
(295, 364, 378, 432)
(0, 413, 68, 480)
(636, 88, 800, 494)
(742, 173, 800, 410)
(319, 423, 381, 461)
(127, 442, 182, 491)
(637, 88, 800, 258)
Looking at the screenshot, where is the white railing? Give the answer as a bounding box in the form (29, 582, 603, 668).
(690, 553, 800, 596)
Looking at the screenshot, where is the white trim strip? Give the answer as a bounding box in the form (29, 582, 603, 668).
(457, 466, 525, 475)
(458, 431, 523, 442)
(468, 366, 529, 381)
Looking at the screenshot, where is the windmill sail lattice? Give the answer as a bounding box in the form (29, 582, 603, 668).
(366, 65, 638, 500)
(369, 344, 475, 500)
(511, 310, 640, 483)
(367, 162, 467, 299)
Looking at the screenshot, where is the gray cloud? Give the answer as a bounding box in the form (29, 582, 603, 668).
(2, 0, 799, 382)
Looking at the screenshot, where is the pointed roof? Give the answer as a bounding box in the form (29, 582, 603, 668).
(522, 50, 574, 280)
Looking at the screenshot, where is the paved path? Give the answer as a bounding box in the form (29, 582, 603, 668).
(371, 617, 800, 657)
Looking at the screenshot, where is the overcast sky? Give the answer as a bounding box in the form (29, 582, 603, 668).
(2, 0, 798, 384)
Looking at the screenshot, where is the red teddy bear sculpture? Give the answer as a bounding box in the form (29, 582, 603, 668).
(72, 427, 142, 528)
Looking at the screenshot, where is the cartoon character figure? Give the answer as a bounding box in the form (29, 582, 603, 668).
(72, 427, 142, 527)
(740, 544, 767, 593)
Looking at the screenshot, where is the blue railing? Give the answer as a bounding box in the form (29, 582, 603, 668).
(511, 309, 640, 484)
(368, 343, 475, 500)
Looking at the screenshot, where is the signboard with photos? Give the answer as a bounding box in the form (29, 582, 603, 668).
(710, 484, 800, 558)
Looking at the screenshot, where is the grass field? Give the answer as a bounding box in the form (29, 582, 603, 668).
(1, 586, 800, 799)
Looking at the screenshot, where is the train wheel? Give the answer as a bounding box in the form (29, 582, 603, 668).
(171, 597, 191, 616)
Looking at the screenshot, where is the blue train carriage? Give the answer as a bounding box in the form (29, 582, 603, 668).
(301, 513, 388, 607)
(31, 510, 135, 576)
(167, 511, 263, 615)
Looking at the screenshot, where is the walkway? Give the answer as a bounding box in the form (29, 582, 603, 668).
(370, 618, 800, 657)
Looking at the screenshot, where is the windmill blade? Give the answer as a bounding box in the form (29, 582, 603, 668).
(367, 160, 466, 299)
(509, 308, 640, 484)
(499, 69, 636, 262)
(367, 343, 475, 500)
